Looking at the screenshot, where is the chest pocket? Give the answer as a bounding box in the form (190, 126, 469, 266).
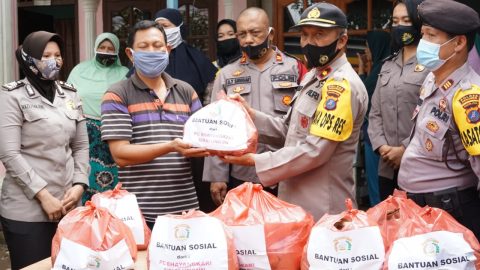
(271, 81, 298, 113)
(378, 70, 391, 87)
(64, 101, 85, 122)
(293, 90, 319, 134)
(23, 109, 48, 122)
(400, 70, 426, 105)
(417, 116, 449, 161)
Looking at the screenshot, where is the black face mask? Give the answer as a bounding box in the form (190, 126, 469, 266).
(96, 52, 117, 67)
(391, 25, 420, 49)
(217, 38, 240, 56)
(241, 35, 270, 60)
(302, 39, 340, 68)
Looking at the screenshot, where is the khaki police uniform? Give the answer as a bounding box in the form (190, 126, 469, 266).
(203, 48, 305, 184)
(0, 79, 89, 222)
(368, 50, 429, 180)
(253, 54, 368, 220)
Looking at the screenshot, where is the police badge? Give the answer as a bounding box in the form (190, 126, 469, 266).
(324, 83, 345, 111)
(458, 93, 480, 124)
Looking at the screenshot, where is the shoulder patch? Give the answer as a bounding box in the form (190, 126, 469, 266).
(453, 84, 480, 155)
(2, 81, 25, 91)
(382, 51, 399, 63)
(309, 77, 353, 141)
(58, 81, 76, 91)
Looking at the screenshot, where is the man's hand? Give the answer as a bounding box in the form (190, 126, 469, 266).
(383, 146, 405, 169)
(210, 182, 227, 206)
(220, 153, 255, 166)
(36, 188, 66, 221)
(62, 185, 85, 213)
(171, 138, 210, 157)
(228, 94, 255, 120)
(378, 145, 391, 157)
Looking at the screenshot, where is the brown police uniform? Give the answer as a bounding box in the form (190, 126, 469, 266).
(203, 48, 305, 186)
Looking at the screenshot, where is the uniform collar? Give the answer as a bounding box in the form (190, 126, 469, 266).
(434, 62, 471, 91)
(22, 79, 66, 101)
(239, 46, 284, 65)
(315, 53, 348, 80)
(393, 49, 417, 67)
(131, 72, 177, 91)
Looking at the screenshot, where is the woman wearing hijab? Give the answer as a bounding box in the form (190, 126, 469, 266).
(68, 33, 128, 203)
(357, 30, 392, 206)
(368, 0, 428, 200)
(154, 8, 218, 104)
(0, 31, 88, 269)
(214, 19, 242, 69)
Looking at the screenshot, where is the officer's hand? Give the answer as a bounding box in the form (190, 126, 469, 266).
(210, 182, 228, 206)
(220, 153, 255, 166)
(171, 138, 210, 157)
(62, 185, 85, 213)
(384, 146, 405, 169)
(36, 188, 66, 221)
(379, 145, 391, 157)
(229, 94, 255, 120)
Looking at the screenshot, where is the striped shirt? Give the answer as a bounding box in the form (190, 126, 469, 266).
(101, 73, 202, 222)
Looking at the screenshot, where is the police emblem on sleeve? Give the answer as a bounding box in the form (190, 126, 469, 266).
(452, 84, 480, 155)
(309, 78, 353, 141)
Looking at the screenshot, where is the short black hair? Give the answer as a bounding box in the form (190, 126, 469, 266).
(127, 20, 167, 48)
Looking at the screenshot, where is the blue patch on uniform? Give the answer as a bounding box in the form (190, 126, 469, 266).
(468, 110, 480, 123)
(325, 98, 336, 110)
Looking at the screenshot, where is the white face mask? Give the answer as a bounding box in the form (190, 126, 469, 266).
(164, 24, 183, 49)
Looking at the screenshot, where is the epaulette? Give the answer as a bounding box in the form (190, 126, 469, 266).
(58, 81, 76, 91)
(2, 80, 25, 91)
(283, 51, 303, 62)
(382, 51, 399, 63)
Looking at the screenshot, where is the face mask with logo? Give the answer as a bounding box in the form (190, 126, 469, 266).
(241, 27, 272, 60)
(391, 25, 420, 48)
(416, 37, 456, 71)
(217, 38, 240, 56)
(302, 38, 340, 68)
(130, 49, 169, 78)
(33, 57, 62, 80)
(165, 24, 183, 49)
(96, 52, 117, 67)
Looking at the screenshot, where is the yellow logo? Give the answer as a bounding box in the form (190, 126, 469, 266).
(425, 138, 433, 152)
(233, 86, 245, 93)
(232, 70, 244, 77)
(307, 7, 321, 19)
(402, 32, 413, 43)
(279, 82, 292, 87)
(65, 99, 75, 110)
(426, 120, 439, 133)
(319, 55, 329, 65)
(282, 95, 292, 105)
(415, 64, 425, 72)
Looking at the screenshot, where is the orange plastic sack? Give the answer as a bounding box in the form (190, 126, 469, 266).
(384, 206, 480, 270)
(210, 182, 314, 270)
(183, 91, 257, 156)
(91, 183, 151, 250)
(301, 199, 385, 270)
(367, 189, 422, 250)
(148, 210, 238, 270)
(51, 201, 137, 270)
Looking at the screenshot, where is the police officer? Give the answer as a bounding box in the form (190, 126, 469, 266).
(368, 0, 428, 200)
(398, 0, 480, 238)
(203, 7, 307, 206)
(221, 3, 368, 220)
(0, 31, 89, 269)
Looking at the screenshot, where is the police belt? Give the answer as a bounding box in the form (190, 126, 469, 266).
(407, 187, 479, 219)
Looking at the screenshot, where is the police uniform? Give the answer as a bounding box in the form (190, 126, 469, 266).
(203, 47, 306, 187)
(251, 3, 368, 220)
(0, 79, 89, 222)
(398, 0, 480, 237)
(368, 50, 429, 195)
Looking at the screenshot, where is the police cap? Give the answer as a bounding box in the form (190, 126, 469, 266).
(290, 2, 347, 31)
(418, 0, 480, 35)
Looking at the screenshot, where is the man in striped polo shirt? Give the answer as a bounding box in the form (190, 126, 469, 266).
(101, 20, 209, 228)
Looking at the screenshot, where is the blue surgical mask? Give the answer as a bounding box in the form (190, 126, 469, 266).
(416, 37, 456, 71)
(165, 24, 183, 49)
(130, 49, 169, 78)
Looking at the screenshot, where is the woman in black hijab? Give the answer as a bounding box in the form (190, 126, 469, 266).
(214, 19, 242, 68)
(0, 31, 88, 269)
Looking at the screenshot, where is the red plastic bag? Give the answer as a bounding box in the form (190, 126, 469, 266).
(211, 182, 314, 270)
(385, 206, 480, 269)
(91, 183, 151, 250)
(51, 201, 137, 269)
(183, 91, 257, 156)
(301, 199, 385, 270)
(367, 189, 422, 250)
(148, 210, 238, 270)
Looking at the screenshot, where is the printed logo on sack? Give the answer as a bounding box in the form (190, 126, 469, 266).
(423, 238, 440, 256)
(174, 224, 190, 241)
(87, 255, 101, 268)
(334, 237, 352, 252)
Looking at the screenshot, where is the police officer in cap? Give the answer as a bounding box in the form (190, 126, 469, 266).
(398, 0, 480, 238)
(221, 2, 368, 220)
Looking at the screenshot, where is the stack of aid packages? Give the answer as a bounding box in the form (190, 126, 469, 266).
(51, 183, 150, 269)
